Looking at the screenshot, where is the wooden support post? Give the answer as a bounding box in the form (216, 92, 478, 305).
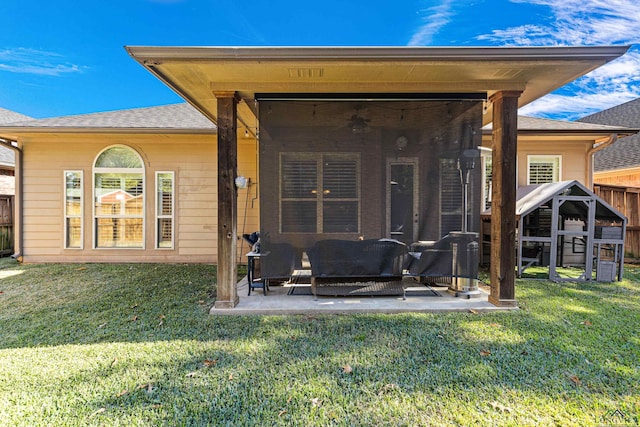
(214, 92, 240, 309)
(489, 91, 521, 307)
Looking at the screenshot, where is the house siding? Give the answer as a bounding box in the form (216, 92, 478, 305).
(482, 137, 593, 187)
(18, 133, 259, 263)
(515, 140, 591, 186)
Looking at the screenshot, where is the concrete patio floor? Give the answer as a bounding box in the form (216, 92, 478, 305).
(210, 276, 518, 315)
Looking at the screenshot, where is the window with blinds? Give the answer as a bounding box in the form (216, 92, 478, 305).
(439, 158, 462, 236)
(64, 171, 83, 249)
(156, 172, 174, 249)
(528, 155, 561, 185)
(482, 155, 492, 211)
(280, 153, 360, 233)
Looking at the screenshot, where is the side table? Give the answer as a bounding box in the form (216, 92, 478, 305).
(246, 251, 269, 295)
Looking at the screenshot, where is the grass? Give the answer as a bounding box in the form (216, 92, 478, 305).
(0, 259, 638, 426)
(520, 265, 597, 280)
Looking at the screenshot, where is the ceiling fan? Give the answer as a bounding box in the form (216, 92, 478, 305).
(347, 114, 371, 134)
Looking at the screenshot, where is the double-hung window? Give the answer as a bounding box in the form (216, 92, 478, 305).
(156, 172, 174, 249)
(280, 153, 360, 233)
(64, 171, 83, 249)
(93, 146, 144, 248)
(527, 155, 561, 184)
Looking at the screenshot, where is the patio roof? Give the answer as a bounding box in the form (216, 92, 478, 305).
(125, 45, 631, 131)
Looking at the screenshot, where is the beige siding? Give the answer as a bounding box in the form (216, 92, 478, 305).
(18, 133, 260, 264)
(515, 140, 591, 186)
(482, 136, 593, 187)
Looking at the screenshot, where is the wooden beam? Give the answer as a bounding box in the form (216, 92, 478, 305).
(489, 91, 521, 307)
(214, 92, 240, 309)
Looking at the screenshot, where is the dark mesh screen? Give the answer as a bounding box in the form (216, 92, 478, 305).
(257, 99, 482, 280)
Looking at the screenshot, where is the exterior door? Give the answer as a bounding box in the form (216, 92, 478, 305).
(387, 157, 419, 244)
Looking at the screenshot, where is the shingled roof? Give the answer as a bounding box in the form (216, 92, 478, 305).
(579, 98, 640, 172)
(0, 107, 32, 125)
(0, 103, 216, 132)
(0, 107, 32, 168)
(482, 115, 628, 133)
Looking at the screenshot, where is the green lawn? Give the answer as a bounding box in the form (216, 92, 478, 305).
(0, 259, 638, 426)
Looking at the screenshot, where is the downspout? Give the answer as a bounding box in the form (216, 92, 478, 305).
(0, 138, 21, 261)
(587, 133, 617, 189)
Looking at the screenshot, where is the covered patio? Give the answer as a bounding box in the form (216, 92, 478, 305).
(213, 276, 505, 315)
(125, 45, 630, 311)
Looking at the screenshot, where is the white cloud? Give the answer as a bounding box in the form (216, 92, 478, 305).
(479, 0, 640, 46)
(0, 48, 82, 76)
(519, 91, 640, 120)
(477, 0, 640, 119)
(408, 0, 456, 46)
(519, 50, 640, 120)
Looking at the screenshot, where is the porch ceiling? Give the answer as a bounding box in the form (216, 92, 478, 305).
(125, 45, 630, 130)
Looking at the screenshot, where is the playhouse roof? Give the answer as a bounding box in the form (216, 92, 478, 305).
(484, 180, 625, 222)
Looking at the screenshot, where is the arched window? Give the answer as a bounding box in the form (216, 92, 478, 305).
(93, 145, 144, 248)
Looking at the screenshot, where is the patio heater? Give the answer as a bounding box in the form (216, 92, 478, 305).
(448, 148, 481, 299)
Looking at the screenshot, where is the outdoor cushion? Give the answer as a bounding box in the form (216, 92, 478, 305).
(408, 235, 454, 278)
(258, 242, 296, 280)
(308, 238, 407, 278)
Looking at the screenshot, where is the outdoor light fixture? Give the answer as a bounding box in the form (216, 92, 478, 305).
(235, 176, 249, 189)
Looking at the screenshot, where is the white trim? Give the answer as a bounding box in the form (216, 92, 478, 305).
(155, 171, 175, 249)
(64, 170, 83, 249)
(527, 154, 562, 185)
(92, 145, 146, 249)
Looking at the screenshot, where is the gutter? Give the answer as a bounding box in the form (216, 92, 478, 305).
(0, 137, 21, 261)
(589, 134, 618, 156)
(587, 134, 617, 188)
(125, 45, 632, 62)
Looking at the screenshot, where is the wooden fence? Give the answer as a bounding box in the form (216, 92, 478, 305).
(593, 184, 640, 259)
(0, 195, 13, 257)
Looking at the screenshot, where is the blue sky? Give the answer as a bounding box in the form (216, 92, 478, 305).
(1, 0, 639, 120)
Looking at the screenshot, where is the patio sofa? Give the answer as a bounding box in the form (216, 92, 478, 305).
(307, 238, 408, 299)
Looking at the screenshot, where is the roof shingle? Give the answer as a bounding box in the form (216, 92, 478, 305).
(0, 107, 31, 125)
(0, 107, 30, 167)
(483, 115, 628, 132)
(578, 98, 640, 172)
(0, 103, 216, 131)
